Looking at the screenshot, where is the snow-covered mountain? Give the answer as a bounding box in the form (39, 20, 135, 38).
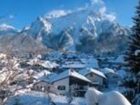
(0, 2, 130, 56)
(0, 24, 47, 57)
(0, 24, 18, 35)
(23, 3, 130, 55)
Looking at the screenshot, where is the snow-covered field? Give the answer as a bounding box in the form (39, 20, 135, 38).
(6, 91, 86, 105)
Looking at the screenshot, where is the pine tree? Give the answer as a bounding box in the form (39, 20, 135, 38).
(123, 0, 140, 103)
(125, 1, 140, 74)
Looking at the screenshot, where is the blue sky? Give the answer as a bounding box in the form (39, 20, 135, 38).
(0, 0, 138, 29)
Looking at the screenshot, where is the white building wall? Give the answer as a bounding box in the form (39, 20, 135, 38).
(53, 78, 69, 95)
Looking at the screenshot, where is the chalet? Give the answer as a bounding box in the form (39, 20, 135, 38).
(49, 70, 92, 97)
(79, 68, 106, 89)
(31, 80, 53, 93)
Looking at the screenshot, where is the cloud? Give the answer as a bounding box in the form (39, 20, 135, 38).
(90, 0, 116, 21)
(105, 14, 116, 21)
(45, 0, 116, 22)
(46, 10, 71, 19)
(9, 15, 14, 19)
(90, 0, 104, 5)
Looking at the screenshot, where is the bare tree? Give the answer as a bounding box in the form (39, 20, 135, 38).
(0, 49, 21, 105)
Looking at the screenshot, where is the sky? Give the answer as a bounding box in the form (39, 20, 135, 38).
(0, 0, 138, 29)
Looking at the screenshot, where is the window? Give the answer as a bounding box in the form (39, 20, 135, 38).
(57, 86, 66, 90)
(90, 73, 93, 77)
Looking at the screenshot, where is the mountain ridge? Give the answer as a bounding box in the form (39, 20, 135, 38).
(0, 3, 130, 56)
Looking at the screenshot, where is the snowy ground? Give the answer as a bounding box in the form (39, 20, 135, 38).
(6, 91, 86, 105)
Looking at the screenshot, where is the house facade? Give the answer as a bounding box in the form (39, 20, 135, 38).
(32, 81, 50, 92)
(31, 80, 57, 94)
(85, 73, 104, 86)
(79, 68, 106, 89)
(50, 70, 92, 97)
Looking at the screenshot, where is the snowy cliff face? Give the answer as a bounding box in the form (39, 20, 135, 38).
(27, 17, 52, 39)
(0, 1, 130, 56)
(24, 2, 130, 55)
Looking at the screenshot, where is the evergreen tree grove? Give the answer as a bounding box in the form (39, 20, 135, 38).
(124, 0, 140, 103)
(125, 1, 140, 74)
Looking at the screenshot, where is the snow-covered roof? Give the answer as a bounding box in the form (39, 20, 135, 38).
(27, 59, 59, 69)
(49, 70, 92, 83)
(80, 68, 106, 79)
(33, 70, 51, 79)
(40, 61, 59, 69)
(114, 55, 125, 63)
(102, 68, 116, 74)
(62, 63, 85, 68)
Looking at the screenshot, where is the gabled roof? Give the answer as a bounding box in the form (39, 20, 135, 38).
(79, 68, 106, 79)
(49, 70, 92, 83)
